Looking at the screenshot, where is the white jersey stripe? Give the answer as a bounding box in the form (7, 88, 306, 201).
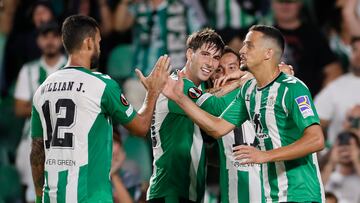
(255, 89, 273, 202)
(196, 93, 212, 106)
(66, 168, 79, 203)
(216, 0, 226, 29)
(48, 170, 58, 203)
(266, 82, 288, 202)
(228, 167, 239, 202)
(281, 87, 289, 116)
(230, 0, 240, 28)
(249, 165, 262, 203)
(313, 153, 325, 203)
(189, 125, 204, 201)
(147, 94, 167, 199)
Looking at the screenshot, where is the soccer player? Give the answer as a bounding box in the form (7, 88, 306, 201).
(209, 47, 264, 203)
(30, 15, 169, 203)
(146, 28, 231, 203)
(163, 25, 325, 202)
(14, 21, 66, 203)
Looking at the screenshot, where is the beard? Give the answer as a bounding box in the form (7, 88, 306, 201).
(240, 64, 249, 71)
(90, 50, 100, 70)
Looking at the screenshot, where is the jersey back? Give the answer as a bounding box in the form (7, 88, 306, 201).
(31, 67, 136, 203)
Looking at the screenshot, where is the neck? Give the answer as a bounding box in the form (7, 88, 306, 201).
(43, 54, 61, 67)
(66, 52, 91, 70)
(277, 19, 301, 30)
(252, 63, 281, 88)
(183, 67, 201, 86)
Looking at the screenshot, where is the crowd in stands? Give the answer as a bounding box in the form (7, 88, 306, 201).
(0, 0, 360, 202)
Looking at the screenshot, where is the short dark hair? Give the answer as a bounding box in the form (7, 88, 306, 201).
(61, 15, 100, 54)
(37, 21, 60, 36)
(222, 46, 240, 62)
(186, 28, 225, 54)
(249, 25, 285, 54)
(325, 192, 338, 203)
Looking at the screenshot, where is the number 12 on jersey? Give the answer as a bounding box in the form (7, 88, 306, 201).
(41, 99, 76, 149)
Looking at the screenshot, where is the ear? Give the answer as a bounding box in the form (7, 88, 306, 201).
(186, 48, 193, 62)
(83, 37, 93, 51)
(264, 48, 274, 61)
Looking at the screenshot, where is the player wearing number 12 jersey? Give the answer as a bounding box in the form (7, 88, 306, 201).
(30, 15, 169, 203)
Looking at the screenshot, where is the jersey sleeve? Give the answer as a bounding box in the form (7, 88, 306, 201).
(14, 65, 32, 101)
(286, 82, 320, 132)
(220, 90, 249, 127)
(31, 105, 43, 138)
(101, 79, 137, 125)
(168, 79, 229, 116)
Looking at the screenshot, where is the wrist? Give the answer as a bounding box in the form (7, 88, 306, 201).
(36, 196, 42, 203)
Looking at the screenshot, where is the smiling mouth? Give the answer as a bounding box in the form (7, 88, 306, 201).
(201, 67, 212, 74)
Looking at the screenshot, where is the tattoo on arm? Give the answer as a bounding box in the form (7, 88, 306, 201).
(30, 137, 45, 196)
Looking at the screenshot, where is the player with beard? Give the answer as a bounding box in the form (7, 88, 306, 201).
(14, 21, 67, 203)
(30, 15, 170, 203)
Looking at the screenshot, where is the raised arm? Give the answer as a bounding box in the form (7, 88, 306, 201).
(162, 71, 235, 138)
(124, 55, 170, 136)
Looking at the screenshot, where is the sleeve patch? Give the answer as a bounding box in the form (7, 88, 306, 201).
(188, 87, 202, 99)
(125, 105, 134, 117)
(120, 94, 129, 106)
(295, 95, 314, 118)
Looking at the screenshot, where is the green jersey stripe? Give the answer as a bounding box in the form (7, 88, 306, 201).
(57, 170, 68, 203)
(78, 165, 88, 202)
(44, 171, 50, 203)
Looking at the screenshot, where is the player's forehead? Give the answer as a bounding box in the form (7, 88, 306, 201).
(244, 31, 263, 45)
(198, 42, 222, 56)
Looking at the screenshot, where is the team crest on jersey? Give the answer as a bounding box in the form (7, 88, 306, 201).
(267, 95, 276, 106)
(188, 87, 202, 99)
(295, 95, 314, 118)
(120, 94, 129, 106)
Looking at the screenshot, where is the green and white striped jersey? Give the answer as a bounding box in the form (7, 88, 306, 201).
(132, 0, 203, 75)
(31, 67, 137, 203)
(218, 89, 264, 203)
(221, 72, 325, 203)
(147, 75, 227, 202)
(206, 0, 257, 30)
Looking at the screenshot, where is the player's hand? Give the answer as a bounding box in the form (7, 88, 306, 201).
(162, 70, 185, 102)
(232, 145, 270, 164)
(214, 69, 247, 88)
(278, 62, 294, 76)
(135, 55, 170, 95)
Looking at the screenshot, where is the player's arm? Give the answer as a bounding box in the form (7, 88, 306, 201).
(163, 72, 236, 138)
(123, 55, 170, 136)
(14, 99, 32, 118)
(30, 137, 45, 198)
(234, 125, 324, 163)
(234, 84, 325, 164)
(30, 105, 45, 201)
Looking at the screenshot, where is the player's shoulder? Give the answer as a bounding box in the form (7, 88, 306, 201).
(278, 73, 308, 90)
(78, 69, 118, 87)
